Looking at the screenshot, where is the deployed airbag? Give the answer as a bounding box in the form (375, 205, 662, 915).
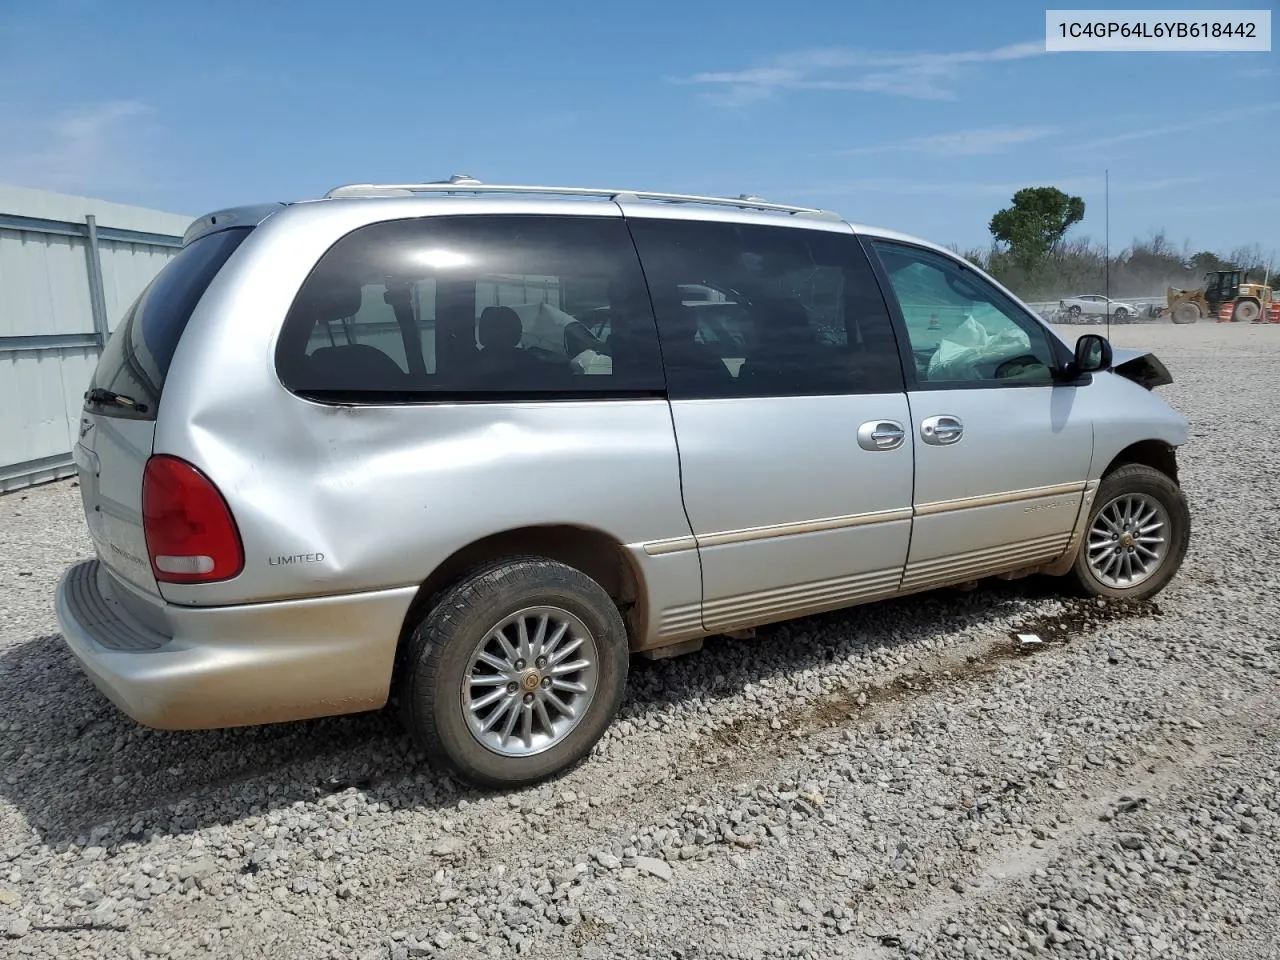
(927, 315, 1032, 381)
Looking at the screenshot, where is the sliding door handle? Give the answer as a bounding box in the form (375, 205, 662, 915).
(857, 420, 906, 451)
(920, 415, 963, 446)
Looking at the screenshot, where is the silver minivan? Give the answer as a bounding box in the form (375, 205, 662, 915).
(55, 179, 1190, 787)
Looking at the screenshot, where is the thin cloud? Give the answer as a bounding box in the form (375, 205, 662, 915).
(789, 178, 1097, 200)
(0, 100, 155, 194)
(1128, 176, 1208, 192)
(789, 175, 1204, 201)
(1075, 103, 1280, 149)
(678, 40, 1047, 104)
(845, 125, 1060, 157)
(1155, 196, 1280, 216)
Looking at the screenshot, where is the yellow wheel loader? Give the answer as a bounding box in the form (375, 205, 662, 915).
(1166, 270, 1273, 324)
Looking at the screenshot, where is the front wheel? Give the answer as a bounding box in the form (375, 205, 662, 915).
(1232, 300, 1261, 323)
(398, 558, 629, 788)
(1071, 464, 1190, 600)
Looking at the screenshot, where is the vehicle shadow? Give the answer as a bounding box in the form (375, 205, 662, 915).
(0, 577, 1061, 847)
(626, 577, 1062, 714)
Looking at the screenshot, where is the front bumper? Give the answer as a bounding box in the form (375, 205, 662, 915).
(54, 559, 416, 729)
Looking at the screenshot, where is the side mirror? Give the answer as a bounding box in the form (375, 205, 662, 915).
(1073, 333, 1112, 375)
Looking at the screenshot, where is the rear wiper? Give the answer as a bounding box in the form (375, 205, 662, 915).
(85, 387, 149, 413)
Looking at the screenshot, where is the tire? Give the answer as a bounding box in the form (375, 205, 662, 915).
(1171, 302, 1200, 325)
(1232, 299, 1261, 323)
(1112, 307, 1129, 323)
(1071, 464, 1190, 601)
(1067, 305, 1082, 322)
(397, 558, 629, 788)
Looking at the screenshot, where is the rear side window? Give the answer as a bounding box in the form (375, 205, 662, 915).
(90, 227, 251, 418)
(276, 215, 666, 400)
(627, 219, 905, 399)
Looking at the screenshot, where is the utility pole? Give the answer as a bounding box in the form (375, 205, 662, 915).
(1105, 169, 1111, 337)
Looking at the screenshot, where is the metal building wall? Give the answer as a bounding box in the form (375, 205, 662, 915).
(0, 184, 191, 491)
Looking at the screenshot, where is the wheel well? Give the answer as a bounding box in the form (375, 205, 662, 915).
(1103, 440, 1179, 485)
(399, 525, 648, 651)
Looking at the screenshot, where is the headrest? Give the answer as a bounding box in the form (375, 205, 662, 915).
(295, 278, 363, 325)
(306, 344, 405, 389)
(478, 306, 523, 350)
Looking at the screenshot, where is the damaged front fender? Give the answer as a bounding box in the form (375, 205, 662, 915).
(1110, 347, 1174, 391)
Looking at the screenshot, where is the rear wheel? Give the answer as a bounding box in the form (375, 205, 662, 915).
(398, 558, 629, 788)
(1072, 464, 1190, 601)
(1067, 305, 1082, 322)
(1232, 299, 1261, 323)
(1171, 302, 1200, 325)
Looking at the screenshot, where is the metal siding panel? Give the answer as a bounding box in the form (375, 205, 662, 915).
(30, 349, 68, 460)
(0, 228, 94, 337)
(3, 353, 40, 466)
(0, 230, 35, 338)
(0, 354, 22, 469)
(46, 232, 95, 337)
(0, 188, 187, 489)
(0, 346, 98, 490)
(0, 183, 191, 237)
(0, 333, 100, 353)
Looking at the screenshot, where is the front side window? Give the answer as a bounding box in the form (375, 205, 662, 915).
(277, 215, 664, 399)
(869, 240, 1058, 386)
(628, 219, 904, 399)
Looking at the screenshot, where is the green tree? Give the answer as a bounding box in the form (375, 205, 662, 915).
(988, 187, 1086, 273)
(1188, 250, 1228, 275)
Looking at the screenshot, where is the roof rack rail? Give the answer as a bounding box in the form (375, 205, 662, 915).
(322, 178, 841, 220)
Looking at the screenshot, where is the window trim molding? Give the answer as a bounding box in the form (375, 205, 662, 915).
(859, 235, 1078, 391)
(292, 387, 668, 407)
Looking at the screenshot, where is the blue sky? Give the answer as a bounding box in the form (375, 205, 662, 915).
(0, 0, 1275, 255)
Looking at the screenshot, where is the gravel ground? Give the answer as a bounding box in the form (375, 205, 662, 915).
(1, 322, 1278, 960)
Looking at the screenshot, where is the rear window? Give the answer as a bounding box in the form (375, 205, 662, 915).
(275, 215, 665, 401)
(89, 227, 251, 418)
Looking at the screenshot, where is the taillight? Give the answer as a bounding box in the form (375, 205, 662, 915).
(142, 455, 244, 583)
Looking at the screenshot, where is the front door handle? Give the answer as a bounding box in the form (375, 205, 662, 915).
(857, 420, 906, 451)
(920, 415, 963, 446)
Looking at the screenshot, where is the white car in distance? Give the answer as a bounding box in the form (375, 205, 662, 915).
(1059, 294, 1136, 323)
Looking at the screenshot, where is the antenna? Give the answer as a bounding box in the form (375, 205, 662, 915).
(1104, 169, 1111, 340)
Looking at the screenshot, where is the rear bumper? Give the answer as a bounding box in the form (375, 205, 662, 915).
(55, 559, 416, 730)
